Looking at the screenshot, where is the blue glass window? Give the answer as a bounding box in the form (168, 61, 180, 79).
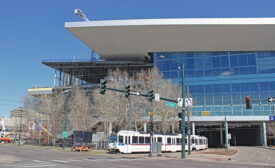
(154, 51, 275, 117)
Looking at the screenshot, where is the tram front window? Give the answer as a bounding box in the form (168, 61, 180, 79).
(192, 138, 195, 144)
(119, 136, 123, 143)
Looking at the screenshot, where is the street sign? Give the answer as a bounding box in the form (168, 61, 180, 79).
(185, 98, 193, 107)
(62, 131, 68, 138)
(155, 93, 160, 101)
(269, 116, 275, 121)
(268, 97, 275, 102)
(166, 102, 178, 108)
(130, 91, 140, 96)
(178, 98, 183, 107)
(228, 133, 231, 140)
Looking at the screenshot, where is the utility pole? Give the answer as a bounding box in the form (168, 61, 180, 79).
(181, 64, 186, 159)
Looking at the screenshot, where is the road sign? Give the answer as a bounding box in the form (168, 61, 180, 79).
(228, 133, 231, 139)
(268, 97, 275, 102)
(155, 93, 160, 101)
(178, 98, 183, 107)
(185, 98, 193, 107)
(130, 91, 140, 96)
(269, 116, 275, 121)
(62, 131, 68, 138)
(166, 102, 178, 108)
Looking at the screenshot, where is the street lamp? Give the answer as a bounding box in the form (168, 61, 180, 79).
(74, 9, 89, 21)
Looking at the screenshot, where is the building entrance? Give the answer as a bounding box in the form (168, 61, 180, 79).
(196, 123, 261, 147)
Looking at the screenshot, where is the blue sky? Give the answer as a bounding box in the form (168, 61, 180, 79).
(1, 0, 275, 117)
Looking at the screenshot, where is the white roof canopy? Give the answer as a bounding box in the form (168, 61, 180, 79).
(65, 18, 275, 61)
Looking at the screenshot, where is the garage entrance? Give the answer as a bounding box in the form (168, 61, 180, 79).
(196, 123, 261, 147)
(229, 125, 260, 146)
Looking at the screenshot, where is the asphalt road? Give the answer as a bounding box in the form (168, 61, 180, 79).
(0, 145, 273, 168)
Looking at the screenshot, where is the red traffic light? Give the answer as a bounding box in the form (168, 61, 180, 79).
(245, 96, 252, 109)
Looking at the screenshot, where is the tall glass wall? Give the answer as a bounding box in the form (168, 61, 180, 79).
(154, 51, 275, 116)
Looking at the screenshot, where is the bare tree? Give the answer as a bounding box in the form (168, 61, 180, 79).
(91, 68, 181, 135)
(68, 87, 95, 131)
(92, 69, 133, 133)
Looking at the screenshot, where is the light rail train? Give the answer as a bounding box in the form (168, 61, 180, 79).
(108, 130, 208, 154)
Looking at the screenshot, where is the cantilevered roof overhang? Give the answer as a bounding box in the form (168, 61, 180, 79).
(65, 18, 275, 61)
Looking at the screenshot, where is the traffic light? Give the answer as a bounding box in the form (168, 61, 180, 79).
(147, 89, 154, 101)
(246, 96, 252, 109)
(124, 85, 130, 98)
(150, 121, 154, 132)
(146, 123, 150, 132)
(99, 79, 107, 95)
(179, 120, 182, 132)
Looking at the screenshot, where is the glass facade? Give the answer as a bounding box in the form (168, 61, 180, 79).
(154, 51, 275, 117)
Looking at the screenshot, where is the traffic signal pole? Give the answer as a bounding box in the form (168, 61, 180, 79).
(181, 64, 186, 159)
(128, 95, 132, 130)
(149, 112, 153, 157)
(187, 107, 191, 155)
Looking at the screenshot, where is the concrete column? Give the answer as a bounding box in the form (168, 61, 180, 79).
(172, 121, 175, 134)
(76, 78, 79, 86)
(192, 122, 195, 135)
(53, 71, 57, 87)
(109, 122, 112, 137)
(263, 121, 267, 147)
(220, 124, 223, 146)
(63, 72, 66, 87)
(225, 117, 228, 150)
(144, 123, 146, 132)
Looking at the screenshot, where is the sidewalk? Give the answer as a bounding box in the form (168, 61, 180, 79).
(228, 146, 275, 167)
(121, 147, 275, 167)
